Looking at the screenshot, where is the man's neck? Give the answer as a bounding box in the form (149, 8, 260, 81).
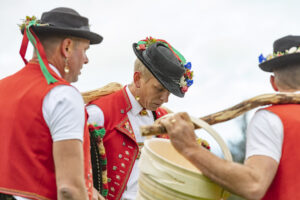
(32, 53, 64, 77)
(128, 83, 137, 97)
(278, 88, 300, 93)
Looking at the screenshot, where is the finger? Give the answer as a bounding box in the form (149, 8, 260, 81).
(159, 116, 174, 132)
(98, 194, 105, 200)
(178, 112, 191, 122)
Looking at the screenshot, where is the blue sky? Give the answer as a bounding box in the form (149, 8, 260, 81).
(1, 0, 299, 156)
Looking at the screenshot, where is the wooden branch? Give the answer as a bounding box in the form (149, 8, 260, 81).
(81, 82, 123, 104)
(140, 93, 300, 136)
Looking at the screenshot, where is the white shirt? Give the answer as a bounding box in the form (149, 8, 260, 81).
(87, 86, 154, 200)
(245, 109, 283, 162)
(15, 65, 85, 200)
(246, 91, 300, 163)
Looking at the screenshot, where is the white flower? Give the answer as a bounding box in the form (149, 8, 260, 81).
(288, 46, 297, 54)
(179, 76, 187, 87)
(266, 54, 273, 60)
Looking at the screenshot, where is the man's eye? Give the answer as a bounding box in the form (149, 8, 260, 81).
(157, 88, 164, 92)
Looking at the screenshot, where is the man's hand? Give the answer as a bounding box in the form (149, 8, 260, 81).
(93, 187, 105, 200)
(158, 112, 199, 156)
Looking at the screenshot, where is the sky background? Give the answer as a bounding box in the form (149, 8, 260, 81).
(1, 0, 299, 157)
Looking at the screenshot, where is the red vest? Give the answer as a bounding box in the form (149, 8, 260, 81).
(89, 87, 167, 200)
(262, 104, 300, 200)
(0, 62, 93, 200)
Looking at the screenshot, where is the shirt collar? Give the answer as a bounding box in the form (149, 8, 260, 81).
(125, 85, 146, 116)
(49, 64, 62, 78)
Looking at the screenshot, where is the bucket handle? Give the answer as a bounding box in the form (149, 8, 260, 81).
(190, 116, 232, 199)
(190, 116, 233, 162)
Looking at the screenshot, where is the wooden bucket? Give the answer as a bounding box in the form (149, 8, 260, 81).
(137, 116, 232, 200)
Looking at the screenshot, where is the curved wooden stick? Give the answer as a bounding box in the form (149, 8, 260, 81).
(140, 93, 300, 136)
(81, 82, 123, 104)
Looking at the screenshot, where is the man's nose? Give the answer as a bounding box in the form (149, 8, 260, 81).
(84, 54, 89, 64)
(160, 91, 170, 103)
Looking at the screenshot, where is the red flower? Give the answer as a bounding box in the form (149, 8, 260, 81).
(181, 86, 188, 93)
(138, 44, 146, 50)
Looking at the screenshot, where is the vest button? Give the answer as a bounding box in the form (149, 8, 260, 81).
(111, 187, 115, 192)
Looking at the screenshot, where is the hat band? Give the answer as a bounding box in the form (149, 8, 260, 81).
(41, 11, 89, 29)
(46, 23, 90, 31)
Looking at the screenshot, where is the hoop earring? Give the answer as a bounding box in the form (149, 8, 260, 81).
(135, 96, 140, 101)
(64, 58, 70, 73)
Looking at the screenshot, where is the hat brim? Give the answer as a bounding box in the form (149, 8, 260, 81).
(22, 26, 103, 45)
(259, 53, 300, 72)
(133, 43, 184, 98)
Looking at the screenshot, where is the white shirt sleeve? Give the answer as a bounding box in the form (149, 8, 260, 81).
(245, 109, 283, 163)
(42, 85, 85, 142)
(86, 104, 105, 126)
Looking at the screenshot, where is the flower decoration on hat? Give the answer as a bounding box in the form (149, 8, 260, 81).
(136, 36, 194, 94)
(18, 16, 43, 31)
(258, 46, 300, 64)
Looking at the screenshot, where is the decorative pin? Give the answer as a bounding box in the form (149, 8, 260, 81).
(139, 109, 148, 116)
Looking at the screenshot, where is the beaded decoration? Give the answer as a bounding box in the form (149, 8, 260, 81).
(89, 124, 108, 198)
(197, 138, 211, 150)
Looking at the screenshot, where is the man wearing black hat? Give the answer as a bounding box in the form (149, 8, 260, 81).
(87, 37, 194, 200)
(0, 7, 104, 200)
(158, 35, 300, 200)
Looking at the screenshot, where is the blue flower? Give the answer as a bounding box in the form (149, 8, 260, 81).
(258, 54, 266, 63)
(187, 79, 194, 87)
(184, 62, 192, 70)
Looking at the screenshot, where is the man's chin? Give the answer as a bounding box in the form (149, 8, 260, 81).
(149, 104, 162, 111)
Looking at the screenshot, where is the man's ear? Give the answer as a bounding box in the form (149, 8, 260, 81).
(61, 38, 73, 58)
(133, 71, 142, 88)
(270, 75, 279, 91)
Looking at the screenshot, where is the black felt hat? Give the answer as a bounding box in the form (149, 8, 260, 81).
(133, 42, 186, 97)
(259, 35, 300, 72)
(22, 7, 103, 44)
